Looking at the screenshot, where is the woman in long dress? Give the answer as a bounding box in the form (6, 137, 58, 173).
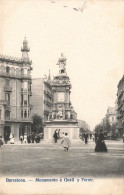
(24, 133, 27, 144)
(61, 133, 71, 152)
(9, 133, 14, 144)
(0, 135, 3, 147)
(95, 131, 107, 152)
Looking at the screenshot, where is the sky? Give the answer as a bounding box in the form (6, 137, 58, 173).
(0, 0, 124, 130)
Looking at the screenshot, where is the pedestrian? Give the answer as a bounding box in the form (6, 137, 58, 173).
(35, 134, 38, 143)
(84, 133, 88, 144)
(58, 129, 61, 139)
(37, 134, 40, 143)
(94, 132, 98, 143)
(20, 134, 23, 144)
(9, 133, 14, 144)
(53, 130, 58, 143)
(24, 133, 27, 144)
(31, 133, 35, 143)
(123, 134, 124, 143)
(92, 134, 95, 142)
(95, 131, 107, 152)
(27, 135, 31, 143)
(4, 132, 8, 144)
(0, 135, 3, 148)
(61, 133, 71, 152)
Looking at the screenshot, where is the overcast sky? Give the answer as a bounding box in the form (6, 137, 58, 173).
(0, 0, 124, 130)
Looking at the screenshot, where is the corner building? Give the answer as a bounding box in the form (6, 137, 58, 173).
(117, 75, 124, 137)
(44, 53, 79, 142)
(31, 73, 53, 122)
(0, 38, 33, 142)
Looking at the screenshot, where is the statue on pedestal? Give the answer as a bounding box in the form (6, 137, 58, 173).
(57, 53, 67, 74)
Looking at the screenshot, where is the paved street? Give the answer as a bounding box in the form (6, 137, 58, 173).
(0, 140, 124, 178)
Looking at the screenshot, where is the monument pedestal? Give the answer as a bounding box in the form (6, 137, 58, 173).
(44, 120, 79, 142)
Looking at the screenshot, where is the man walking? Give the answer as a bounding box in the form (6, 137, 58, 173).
(61, 133, 71, 152)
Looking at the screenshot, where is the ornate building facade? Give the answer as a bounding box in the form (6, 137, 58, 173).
(105, 107, 116, 126)
(31, 72, 53, 122)
(0, 38, 33, 142)
(44, 53, 79, 141)
(117, 75, 124, 137)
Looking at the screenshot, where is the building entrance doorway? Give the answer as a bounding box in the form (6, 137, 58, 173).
(4, 126, 11, 143)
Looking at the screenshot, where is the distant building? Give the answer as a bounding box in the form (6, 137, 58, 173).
(105, 107, 116, 126)
(117, 75, 124, 137)
(31, 72, 53, 122)
(0, 38, 33, 142)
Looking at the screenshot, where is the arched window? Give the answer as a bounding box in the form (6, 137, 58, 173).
(11, 67, 15, 76)
(6, 66, 10, 73)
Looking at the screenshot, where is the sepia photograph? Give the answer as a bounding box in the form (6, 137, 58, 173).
(0, 0, 124, 194)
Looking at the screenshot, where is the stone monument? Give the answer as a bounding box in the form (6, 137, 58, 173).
(44, 53, 79, 142)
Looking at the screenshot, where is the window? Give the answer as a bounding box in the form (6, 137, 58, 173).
(28, 83, 31, 91)
(5, 79, 10, 86)
(58, 92, 64, 102)
(24, 69, 27, 74)
(21, 94, 23, 105)
(5, 110, 10, 119)
(28, 95, 30, 104)
(28, 110, 30, 118)
(0, 110, 1, 119)
(6, 67, 10, 73)
(24, 82, 28, 90)
(24, 110, 27, 118)
(112, 117, 114, 122)
(5, 93, 10, 104)
(24, 94, 27, 105)
(21, 110, 23, 118)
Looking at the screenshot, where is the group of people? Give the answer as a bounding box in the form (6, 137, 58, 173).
(81, 133, 93, 144)
(53, 129, 71, 152)
(20, 133, 41, 144)
(80, 131, 108, 152)
(1, 129, 123, 153)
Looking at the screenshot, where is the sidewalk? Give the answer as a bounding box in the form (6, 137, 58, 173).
(2, 139, 124, 150)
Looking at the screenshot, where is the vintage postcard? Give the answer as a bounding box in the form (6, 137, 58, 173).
(0, 0, 124, 195)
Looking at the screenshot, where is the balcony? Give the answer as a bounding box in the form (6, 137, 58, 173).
(0, 72, 21, 79)
(29, 91, 32, 96)
(21, 104, 33, 109)
(21, 118, 33, 123)
(117, 114, 123, 120)
(5, 117, 10, 121)
(0, 100, 8, 105)
(21, 74, 31, 79)
(4, 86, 12, 92)
(29, 104, 33, 109)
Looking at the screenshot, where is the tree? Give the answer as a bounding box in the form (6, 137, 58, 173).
(94, 124, 103, 133)
(31, 114, 44, 134)
(104, 120, 111, 133)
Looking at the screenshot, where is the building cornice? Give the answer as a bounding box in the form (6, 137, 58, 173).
(0, 54, 32, 65)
